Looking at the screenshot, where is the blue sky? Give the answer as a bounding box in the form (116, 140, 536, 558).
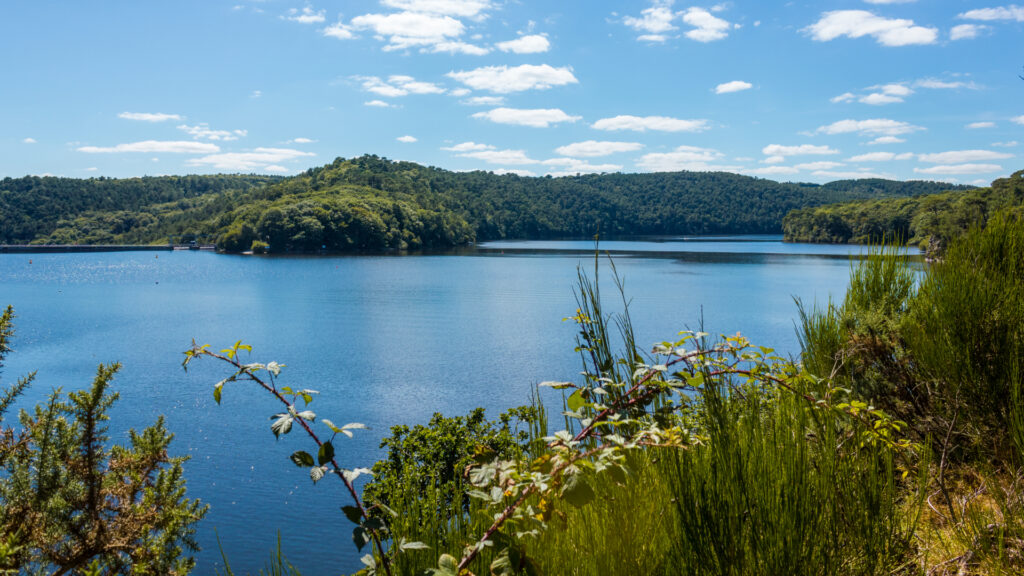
(1, 1, 1022, 184)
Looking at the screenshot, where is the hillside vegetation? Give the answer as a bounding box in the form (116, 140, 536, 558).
(0, 156, 967, 251)
(782, 170, 1024, 252)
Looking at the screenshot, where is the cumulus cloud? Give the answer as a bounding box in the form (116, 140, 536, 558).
(859, 83, 913, 105)
(592, 115, 709, 132)
(541, 157, 622, 175)
(794, 161, 846, 170)
(350, 11, 464, 51)
(813, 169, 892, 179)
(285, 6, 326, 24)
(831, 92, 857, 103)
(441, 142, 493, 152)
(762, 144, 840, 157)
(992, 141, 1019, 147)
(804, 10, 938, 46)
(430, 41, 490, 55)
(623, 1, 678, 41)
(471, 107, 581, 128)
(918, 149, 1013, 163)
(456, 148, 537, 164)
(447, 64, 578, 93)
(118, 112, 182, 122)
(682, 7, 734, 42)
(380, 0, 494, 18)
(1013, 115, 1024, 125)
(462, 95, 505, 106)
(715, 80, 753, 94)
(915, 78, 980, 90)
(186, 147, 316, 171)
(396, 135, 418, 143)
(364, 100, 395, 107)
(966, 121, 996, 129)
(78, 140, 220, 154)
(746, 166, 800, 176)
(22, 137, 36, 144)
(636, 146, 738, 172)
(496, 34, 550, 53)
(847, 151, 914, 161)
(289, 137, 315, 144)
(178, 123, 247, 141)
(554, 140, 644, 157)
(356, 75, 445, 97)
(868, 136, 907, 145)
(490, 168, 536, 177)
(951, 24, 988, 39)
(816, 118, 924, 136)
(914, 164, 1004, 175)
(323, 22, 356, 39)
(957, 6, 1024, 21)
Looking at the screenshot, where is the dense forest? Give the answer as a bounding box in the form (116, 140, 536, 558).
(783, 170, 1024, 252)
(0, 156, 968, 252)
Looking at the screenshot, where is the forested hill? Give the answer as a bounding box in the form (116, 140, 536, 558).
(0, 174, 282, 244)
(0, 155, 967, 251)
(782, 170, 1024, 252)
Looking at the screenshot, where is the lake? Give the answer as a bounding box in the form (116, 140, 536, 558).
(0, 237, 901, 573)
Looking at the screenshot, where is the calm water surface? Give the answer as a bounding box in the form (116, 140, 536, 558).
(0, 238, 899, 574)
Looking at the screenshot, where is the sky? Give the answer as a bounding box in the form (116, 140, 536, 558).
(1, 1, 1022, 185)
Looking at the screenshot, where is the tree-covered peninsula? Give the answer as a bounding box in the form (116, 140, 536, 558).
(1, 156, 967, 252)
(782, 170, 1023, 251)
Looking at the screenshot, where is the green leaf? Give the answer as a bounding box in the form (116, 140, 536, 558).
(342, 505, 363, 525)
(539, 381, 575, 389)
(401, 541, 430, 551)
(296, 410, 316, 421)
(438, 554, 459, 575)
(561, 473, 595, 508)
(318, 441, 335, 466)
(353, 526, 369, 552)
(360, 554, 376, 569)
(567, 388, 586, 413)
(322, 418, 342, 434)
(289, 450, 314, 467)
(213, 383, 222, 405)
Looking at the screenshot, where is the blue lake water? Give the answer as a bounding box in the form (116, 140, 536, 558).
(0, 238, 905, 574)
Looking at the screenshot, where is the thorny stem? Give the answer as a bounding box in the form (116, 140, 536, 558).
(187, 345, 394, 576)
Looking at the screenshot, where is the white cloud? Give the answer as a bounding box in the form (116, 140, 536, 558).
(456, 148, 536, 164)
(918, 149, 1013, 163)
(763, 155, 786, 164)
(541, 157, 622, 175)
(682, 7, 734, 42)
(441, 141, 494, 152)
(472, 107, 581, 128)
(462, 95, 504, 106)
(636, 146, 738, 172)
(364, 100, 395, 107)
(447, 64, 578, 93)
(380, 0, 494, 18)
(794, 161, 845, 170)
(804, 10, 938, 46)
(816, 118, 924, 136)
(491, 168, 536, 177)
(350, 11, 464, 51)
(966, 121, 996, 129)
(118, 112, 182, 122)
(915, 78, 980, 90)
(289, 137, 315, 144)
(250, 90, 262, 99)
(1013, 115, 1024, 125)
(450, 88, 471, 97)
(592, 115, 709, 132)
(323, 22, 356, 39)
(285, 6, 325, 24)
(177, 123, 247, 141)
(860, 93, 903, 105)
(186, 147, 316, 171)
(396, 135, 418, 143)
(22, 137, 36, 144)
(914, 164, 1004, 175)
(746, 166, 800, 176)
(84, 167, 98, 172)
(813, 170, 891, 179)
(715, 80, 753, 94)
(496, 34, 550, 54)
(356, 75, 445, 97)
(848, 151, 913, 161)
(831, 92, 857, 103)
(957, 6, 1024, 21)
(430, 41, 489, 55)
(78, 140, 220, 154)
(992, 141, 1019, 147)
(868, 136, 907, 145)
(264, 165, 291, 173)
(623, 1, 678, 38)
(554, 140, 644, 157)
(951, 23, 988, 39)
(762, 144, 840, 157)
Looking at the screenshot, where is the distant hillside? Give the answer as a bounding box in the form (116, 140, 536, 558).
(783, 170, 1024, 251)
(0, 156, 969, 251)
